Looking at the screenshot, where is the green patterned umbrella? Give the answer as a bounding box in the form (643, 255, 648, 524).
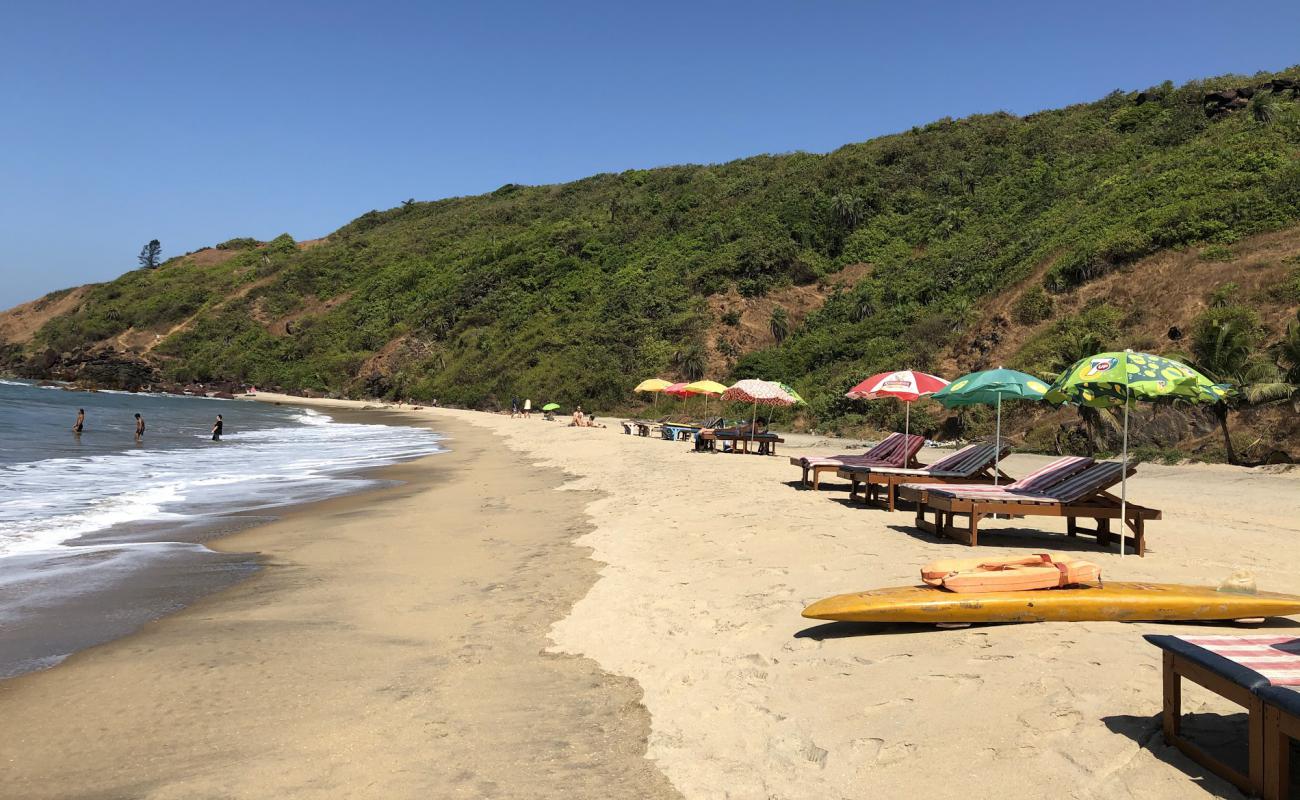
(1044, 351, 1209, 407)
(933, 368, 1050, 484)
(1044, 350, 1220, 555)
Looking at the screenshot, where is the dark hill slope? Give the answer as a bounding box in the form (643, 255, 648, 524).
(4, 67, 1300, 430)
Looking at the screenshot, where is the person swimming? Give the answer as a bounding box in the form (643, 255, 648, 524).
(134, 413, 145, 440)
(73, 408, 84, 434)
(212, 414, 223, 441)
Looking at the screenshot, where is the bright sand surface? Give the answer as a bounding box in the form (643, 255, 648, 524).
(4, 394, 1300, 799)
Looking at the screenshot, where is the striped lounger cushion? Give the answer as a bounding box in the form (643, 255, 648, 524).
(1177, 635, 1300, 685)
(911, 456, 1094, 499)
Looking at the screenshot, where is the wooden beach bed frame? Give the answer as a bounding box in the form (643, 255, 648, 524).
(836, 441, 1011, 511)
(898, 458, 1161, 555)
(699, 428, 786, 455)
(788, 433, 924, 490)
(1145, 634, 1300, 799)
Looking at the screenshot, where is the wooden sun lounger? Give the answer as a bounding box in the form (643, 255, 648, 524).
(836, 442, 1012, 511)
(788, 433, 924, 489)
(700, 429, 785, 455)
(900, 459, 1160, 555)
(1146, 634, 1300, 799)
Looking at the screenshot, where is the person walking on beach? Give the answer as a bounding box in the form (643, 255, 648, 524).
(134, 413, 145, 440)
(523, 398, 532, 419)
(511, 396, 520, 418)
(73, 408, 84, 434)
(211, 414, 223, 441)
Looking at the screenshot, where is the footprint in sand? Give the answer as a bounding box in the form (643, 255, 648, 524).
(1017, 707, 1083, 733)
(862, 697, 914, 716)
(850, 738, 917, 766)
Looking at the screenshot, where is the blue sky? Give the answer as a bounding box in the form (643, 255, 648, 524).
(2, 0, 1298, 310)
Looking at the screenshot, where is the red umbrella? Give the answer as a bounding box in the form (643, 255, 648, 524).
(662, 382, 693, 398)
(845, 370, 949, 440)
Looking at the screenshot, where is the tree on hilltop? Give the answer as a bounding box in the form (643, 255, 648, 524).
(138, 239, 162, 269)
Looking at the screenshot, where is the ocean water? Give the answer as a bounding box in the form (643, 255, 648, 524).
(0, 379, 445, 677)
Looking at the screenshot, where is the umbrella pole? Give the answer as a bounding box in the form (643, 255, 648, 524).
(750, 400, 757, 451)
(1120, 392, 1129, 558)
(904, 400, 910, 440)
(994, 394, 1002, 487)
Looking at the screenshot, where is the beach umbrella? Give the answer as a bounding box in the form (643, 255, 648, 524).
(684, 379, 728, 417)
(933, 368, 1050, 485)
(635, 378, 673, 412)
(542, 402, 561, 411)
(721, 379, 803, 446)
(845, 370, 949, 441)
(777, 383, 807, 406)
(1044, 350, 1218, 556)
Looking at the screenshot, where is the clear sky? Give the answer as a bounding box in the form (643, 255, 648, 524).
(2, 0, 1298, 310)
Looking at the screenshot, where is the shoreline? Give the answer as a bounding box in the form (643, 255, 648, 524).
(0, 405, 680, 799)
(0, 398, 441, 681)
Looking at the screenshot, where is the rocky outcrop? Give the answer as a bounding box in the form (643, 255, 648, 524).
(1200, 78, 1298, 117)
(15, 347, 159, 391)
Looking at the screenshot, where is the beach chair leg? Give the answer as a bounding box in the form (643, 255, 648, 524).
(1264, 705, 1290, 800)
(915, 505, 936, 535)
(967, 514, 980, 547)
(886, 484, 897, 512)
(1162, 651, 1181, 743)
(811, 468, 820, 491)
(1066, 517, 1078, 537)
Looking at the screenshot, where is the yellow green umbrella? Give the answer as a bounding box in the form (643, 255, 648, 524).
(1044, 350, 1220, 556)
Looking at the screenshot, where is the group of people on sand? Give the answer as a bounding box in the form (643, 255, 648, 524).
(510, 397, 532, 419)
(73, 409, 224, 441)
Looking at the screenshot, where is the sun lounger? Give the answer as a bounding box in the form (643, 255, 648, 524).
(1145, 634, 1300, 798)
(788, 432, 924, 489)
(699, 427, 785, 455)
(836, 441, 1012, 510)
(900, 458, 1160, 554)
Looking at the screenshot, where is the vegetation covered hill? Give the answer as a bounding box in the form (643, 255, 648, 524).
(4, 66, 1300, 459)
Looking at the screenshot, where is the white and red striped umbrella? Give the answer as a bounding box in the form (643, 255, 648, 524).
(721, 379, 799, 407)
(845, 370, 948, 441)
(845, 370, 949, 401)
(720, 379, 799, 446)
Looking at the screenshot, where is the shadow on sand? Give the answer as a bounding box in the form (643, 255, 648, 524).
(1103, 712, 1251, 800)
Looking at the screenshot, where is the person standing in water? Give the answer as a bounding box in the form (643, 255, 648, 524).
(134, 413, 145, 440)
(211, 414, 223, 441)
(73, 408, 84, 434)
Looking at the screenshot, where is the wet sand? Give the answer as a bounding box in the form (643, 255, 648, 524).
(0, 412, 679, 799)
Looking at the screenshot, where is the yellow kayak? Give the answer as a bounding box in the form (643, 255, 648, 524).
(801, 582, 1300, 624)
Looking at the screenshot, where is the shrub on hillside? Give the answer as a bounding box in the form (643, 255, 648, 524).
(1013, 286, 1054, 325)
(216, 237, 261, 250)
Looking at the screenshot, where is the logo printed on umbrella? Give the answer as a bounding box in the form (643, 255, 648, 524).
(880, 377, 913, 390)
(1083, 357, 1117, 378)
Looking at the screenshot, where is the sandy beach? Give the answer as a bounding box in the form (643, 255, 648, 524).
(3, 395, 1299, 799)
(0, 408, 678, 799)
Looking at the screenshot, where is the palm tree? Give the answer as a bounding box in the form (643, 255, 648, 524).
(829, 194, 863, 231)
(673, 344, 707, 381)
(1188, 305, 1282, 464)
(769, 306, 790, 344)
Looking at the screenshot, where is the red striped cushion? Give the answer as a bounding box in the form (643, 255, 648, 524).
(1178, 636, 1300, 685)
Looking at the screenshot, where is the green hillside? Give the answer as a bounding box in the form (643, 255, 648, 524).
(5, 67, 1300, 439)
